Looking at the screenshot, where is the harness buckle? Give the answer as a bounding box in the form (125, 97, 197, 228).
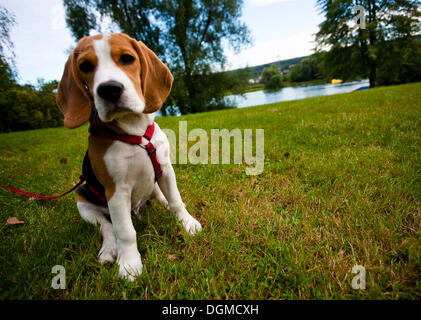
(147, 147, 157, 156)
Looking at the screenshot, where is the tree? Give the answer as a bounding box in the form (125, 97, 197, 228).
(261, 64, 283, 90)
(289, 53, 325, 83)
(63, 0, 163, 55)
(0, 6, 64, 132)
(0, 5, 16, 83)
(158, 0, 250, 113)
(376, 37, 421, 85)
(62, 0, 251, 115)
(62, 0, 98, 41)
(316, 0, 421, 88)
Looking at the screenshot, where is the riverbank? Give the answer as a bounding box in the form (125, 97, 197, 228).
(226, 79, 330, 96)
(226, 79, 370, 109)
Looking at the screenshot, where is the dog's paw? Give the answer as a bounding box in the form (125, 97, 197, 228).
(117, 251, 143, 282)
(98, 241, 117, 264)
(182, 216, 202, 236)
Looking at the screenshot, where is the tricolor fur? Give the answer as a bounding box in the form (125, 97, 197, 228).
(56, 33, 202, 281)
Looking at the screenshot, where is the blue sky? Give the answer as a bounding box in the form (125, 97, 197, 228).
(3, 0, 323, 85)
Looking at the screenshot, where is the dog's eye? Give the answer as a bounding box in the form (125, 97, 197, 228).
(120, 54, 135, 65)
(79, 61, 94, 73)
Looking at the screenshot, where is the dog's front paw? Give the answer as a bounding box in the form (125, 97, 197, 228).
(117, 251, 143, 282)
(98, 241, 117, 264)
(182, 216, 202, 236)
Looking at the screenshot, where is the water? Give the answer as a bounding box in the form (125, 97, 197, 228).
(225, 79, 370, 109)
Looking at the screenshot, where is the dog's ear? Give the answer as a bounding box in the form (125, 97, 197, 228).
(133, 40, 173, 113)
(56, 51, 92, 129)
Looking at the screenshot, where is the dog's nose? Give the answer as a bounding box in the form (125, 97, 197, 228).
(97, 81, 124, 103)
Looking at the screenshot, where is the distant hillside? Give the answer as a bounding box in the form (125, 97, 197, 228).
(228, 56, 308, 79)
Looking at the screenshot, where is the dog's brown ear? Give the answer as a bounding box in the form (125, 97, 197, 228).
(56, 52, 92, 129)
(135, 41, 173, 113)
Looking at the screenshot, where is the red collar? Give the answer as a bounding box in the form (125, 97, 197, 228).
(89, 122, 156, 145)
(88, 122, 162, 181)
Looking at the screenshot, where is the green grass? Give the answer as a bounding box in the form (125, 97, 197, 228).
(1, 82, 420, 299)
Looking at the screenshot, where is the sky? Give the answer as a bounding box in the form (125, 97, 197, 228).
(2, 0, 324, 85)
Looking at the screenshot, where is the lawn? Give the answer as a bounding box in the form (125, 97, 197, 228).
(0, 82, 420, 299)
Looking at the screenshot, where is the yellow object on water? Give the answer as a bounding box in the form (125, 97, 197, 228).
(331, 79, 343, 84)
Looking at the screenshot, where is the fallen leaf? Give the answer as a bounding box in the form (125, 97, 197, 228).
(168, 254, 177, 261)
(7, 217, 24, 225)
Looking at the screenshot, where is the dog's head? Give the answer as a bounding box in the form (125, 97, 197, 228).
(56, 33, 173, 128)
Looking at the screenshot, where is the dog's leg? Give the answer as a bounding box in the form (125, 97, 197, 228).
(76, 198, 117, 264)
(158, 165, 202, 235)
(152, 183, 169, 208)
(107, 189, 143, 281)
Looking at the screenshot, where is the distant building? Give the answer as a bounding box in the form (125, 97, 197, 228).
(250, 75, 262, 84)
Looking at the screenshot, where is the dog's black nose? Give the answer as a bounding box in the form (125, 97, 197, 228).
(97, 81, 124, 103)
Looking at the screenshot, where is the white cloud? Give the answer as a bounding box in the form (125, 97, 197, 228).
(248, 0, 291, 6)
(226, 27, 318, 70)
(51, 5, 66, 30)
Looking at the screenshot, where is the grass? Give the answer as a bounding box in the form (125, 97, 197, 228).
(0, 82, 420, 300)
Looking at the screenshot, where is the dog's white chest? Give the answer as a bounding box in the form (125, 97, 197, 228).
(104, 141, 155, 205)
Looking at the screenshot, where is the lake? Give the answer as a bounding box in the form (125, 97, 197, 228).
(225, 79, 370, 109)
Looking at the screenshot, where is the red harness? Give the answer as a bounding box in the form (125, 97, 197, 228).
(1, 122, 162, 201)
(88, 122, 163, 181)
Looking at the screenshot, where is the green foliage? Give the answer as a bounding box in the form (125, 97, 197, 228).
(224, 67, 252, 95)
(377, 38, 421, 85)
(249, 56, 306, 80)
(289, 54, 325, 83)
(316, 0, 421, 87)
(166, 67, 250, 114)
(62, 0, 251, 115)
(261, 64, 284, 90)
(63, 0, 164, 55)
(0, 6, 62, 133)
(156, 0, 252, 114)
(62, 0, 98, 41)
(0, 78, 63, 133)
(0, 54, 15, 89)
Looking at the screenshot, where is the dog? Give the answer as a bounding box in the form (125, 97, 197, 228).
(56, 33, 202, 281)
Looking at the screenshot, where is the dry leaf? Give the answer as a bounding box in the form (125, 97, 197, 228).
(7, 217, 24, 225)
(168, 254, 177, 261)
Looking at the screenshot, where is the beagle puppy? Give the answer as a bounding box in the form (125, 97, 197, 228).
(56, 33, 202, 281)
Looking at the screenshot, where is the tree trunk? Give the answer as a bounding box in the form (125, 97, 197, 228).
(161, 106, 167, 117)
(369, 62, 376, 88)
(367, 0, 377, 88)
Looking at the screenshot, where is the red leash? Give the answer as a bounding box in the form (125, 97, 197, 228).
(1, 175, 86, 200)
(2, 122, 162, 200)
